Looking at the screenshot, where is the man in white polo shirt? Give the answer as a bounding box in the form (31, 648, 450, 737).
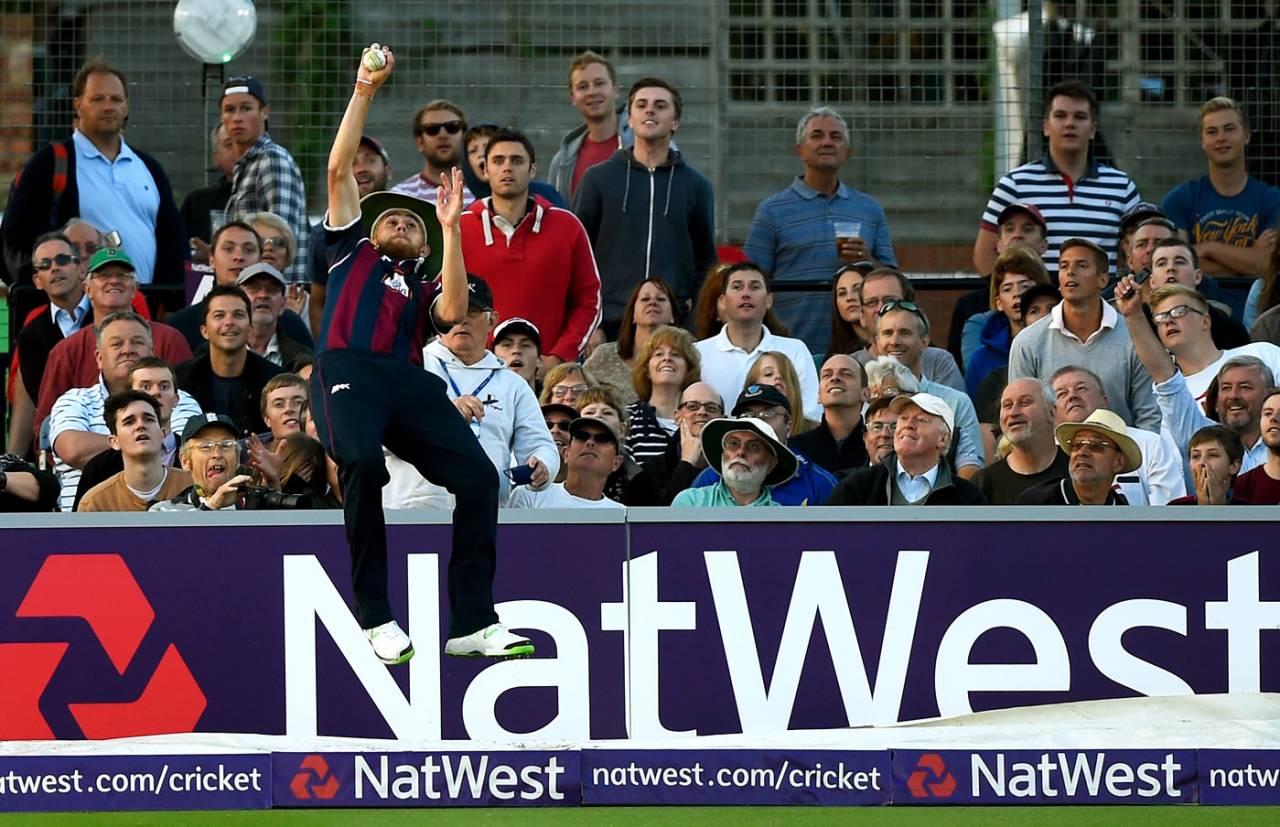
(694, 261, 819, 421)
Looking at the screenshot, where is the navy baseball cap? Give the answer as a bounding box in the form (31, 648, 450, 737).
(1119, 202, 1166, 236)
(359, 135, 390, 166)
(221, 75, 267, 105)
(466, 273, 494, 310)
(732, 383, 792, 416)
(181, 413, 238, 443)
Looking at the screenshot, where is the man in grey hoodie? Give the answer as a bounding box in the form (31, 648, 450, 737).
(546, 51, 634, 203)
(573, 77, 716, 339)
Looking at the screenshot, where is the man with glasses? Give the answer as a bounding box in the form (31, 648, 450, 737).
(852, 268, 964, 392)
(1009, 237, 1160, 430)
(8, 233, 89, 456)
(788, 354, 869, 476)
(394, 100, 475, 207)
(507, 415, 624, 509)
(628, 381, 723, 504)
(34, 249, 191, 444)
(687, 384, 835, 506)
(861, 396, 898, 466)
(1049, 365, 1185, 505)
(672, 415, 795, 507)
(1137, 283, 1280, 405)
(1017, 409, 1141, 505)
(150, 414, 255, 511)
(827, 393, 985, 505)
(1133, 236, 1249, 348)
(220, 75, 309, 283)
(874, 299, 985, 477)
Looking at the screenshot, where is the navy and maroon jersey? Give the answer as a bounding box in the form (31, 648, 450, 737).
(316, 215, 439, 365)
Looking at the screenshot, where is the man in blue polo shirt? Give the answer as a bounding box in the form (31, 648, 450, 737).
(745, 105, 896, 352)
(311, 46, 532, 666)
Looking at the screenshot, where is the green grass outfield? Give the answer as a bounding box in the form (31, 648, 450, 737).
(1, 808, 1276, 826)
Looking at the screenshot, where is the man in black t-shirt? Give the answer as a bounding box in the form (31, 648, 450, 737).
(972, 377, 1067, 504)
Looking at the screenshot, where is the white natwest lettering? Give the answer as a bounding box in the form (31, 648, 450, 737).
(705, 549, 929, 730)
(354, 754, 566, 801)
(971, 753, 1181, 798)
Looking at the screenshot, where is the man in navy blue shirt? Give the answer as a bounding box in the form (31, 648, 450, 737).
(312, 46, 532, 665)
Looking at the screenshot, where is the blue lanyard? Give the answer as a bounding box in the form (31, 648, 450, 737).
(435, 356, 499, 400)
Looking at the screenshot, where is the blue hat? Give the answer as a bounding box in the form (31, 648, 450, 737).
(732, 383, 791, 416)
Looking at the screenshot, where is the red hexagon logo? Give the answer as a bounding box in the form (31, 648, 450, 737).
(907, 753, 957, 798)
(290, 755, 341, 800)
(0, 554, 206, 739)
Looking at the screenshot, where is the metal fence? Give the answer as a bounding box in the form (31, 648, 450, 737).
(2, 0, 1278, 273)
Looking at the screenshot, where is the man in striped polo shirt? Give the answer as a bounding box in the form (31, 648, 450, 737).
(311, 46, 533, 666)
(974, 81, 1141, 278)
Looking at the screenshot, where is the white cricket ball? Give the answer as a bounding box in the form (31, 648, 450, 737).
(362, 44, 387, 71)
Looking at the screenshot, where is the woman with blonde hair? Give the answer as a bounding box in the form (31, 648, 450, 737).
(743, 351, 817, 435)
(626, 325, 701, 461)
(538, 362, 597, 408)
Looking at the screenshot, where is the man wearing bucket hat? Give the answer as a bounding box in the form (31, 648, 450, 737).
(826, 392, 985, 505)
(671, 415, 795, 507)
(1017, 408, 1143, 505)
(309, 46, 530, 666)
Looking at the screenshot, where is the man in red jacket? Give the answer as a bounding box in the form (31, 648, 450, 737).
(460, 127, 601, 374)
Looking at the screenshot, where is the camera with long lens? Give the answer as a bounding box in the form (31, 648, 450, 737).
(238, 485, 306, 509)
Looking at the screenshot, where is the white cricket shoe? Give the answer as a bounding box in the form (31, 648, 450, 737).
(444, 623, 535, 658)
(364, 620, 414, 665)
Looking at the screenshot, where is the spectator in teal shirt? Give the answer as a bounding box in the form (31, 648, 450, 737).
(673, 416, 796, 507)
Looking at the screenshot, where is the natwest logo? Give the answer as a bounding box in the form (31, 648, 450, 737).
(907, 753, 956, 798)
(291, 754, 341, 799)
(0, 554, 206, 739)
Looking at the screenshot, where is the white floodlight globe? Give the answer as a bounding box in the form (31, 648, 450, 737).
(173, 0, 258, 65)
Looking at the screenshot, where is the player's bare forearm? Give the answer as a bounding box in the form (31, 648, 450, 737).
(328, 46, 394, 228)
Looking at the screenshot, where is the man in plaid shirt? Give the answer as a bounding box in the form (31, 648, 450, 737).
(221, 75, 309, 284)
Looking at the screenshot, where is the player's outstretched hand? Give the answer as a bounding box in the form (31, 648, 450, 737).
(436, 167, 465, 229)
(357, 45, 395, 92)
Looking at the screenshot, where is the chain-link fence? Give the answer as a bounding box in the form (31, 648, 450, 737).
(2, 0, 1277, 275)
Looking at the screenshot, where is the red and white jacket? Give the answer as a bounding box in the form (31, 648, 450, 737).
(460, 195, 602, 363)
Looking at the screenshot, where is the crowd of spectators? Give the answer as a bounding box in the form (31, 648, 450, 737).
(4, 53, 1280, 513)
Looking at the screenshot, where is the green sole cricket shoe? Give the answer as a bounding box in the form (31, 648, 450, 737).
(364, 619, 415, 665)
(445, 623, 536, 658)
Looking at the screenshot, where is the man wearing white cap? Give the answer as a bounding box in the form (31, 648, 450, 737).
(1017, 408, 1142, 505)
(672, 416, 795, 507)
(826, 392, 985, 505)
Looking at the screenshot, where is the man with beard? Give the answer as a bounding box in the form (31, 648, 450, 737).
(972, 378, 1068, 504)
(394, 101, 475, 207)
(672, 416, 795, 507)
(826, 393, 985, 505)
(308, 135, 392, 330)
(1230, 388, 1280, 504)
(1018, 409, 1142, 505)
(1049, 365, 1185, 504)
(788, 354, 868, 477)
(175, 285, 284, 436)
(311, 47, 526, 664)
